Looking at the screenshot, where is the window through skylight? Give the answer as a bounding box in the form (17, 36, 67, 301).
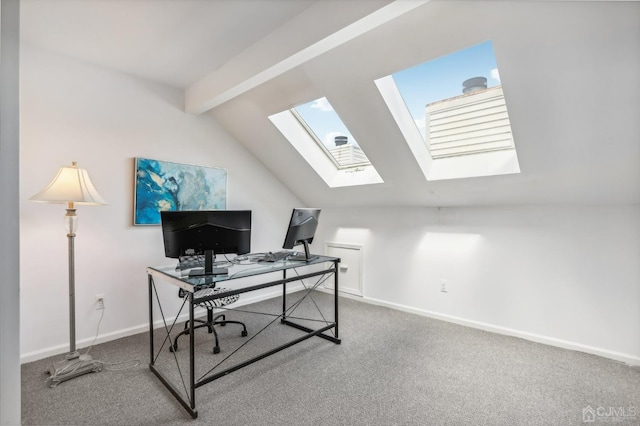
(375, 40, 520, 180)
(292, 97, 372, 169)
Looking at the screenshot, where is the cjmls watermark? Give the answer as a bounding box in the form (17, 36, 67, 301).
(583, 405, 637, 423)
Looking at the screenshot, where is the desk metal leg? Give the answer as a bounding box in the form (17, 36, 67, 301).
(147, 275, 198, 419)
(334, 259, 339, 339)
(281, 270, 287, 323)
(148, 275, 154, 366)
(279, 260, 341, 344)
(189, 292, 196, 413)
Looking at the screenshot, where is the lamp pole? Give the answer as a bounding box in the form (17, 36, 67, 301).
(65, 203, 78, 358)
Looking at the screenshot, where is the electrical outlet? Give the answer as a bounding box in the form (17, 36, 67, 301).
(440, 279, 448, 293)
(96, 294, 105, 310)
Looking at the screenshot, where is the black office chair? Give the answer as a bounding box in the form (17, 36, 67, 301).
(170, 284, 248, 354)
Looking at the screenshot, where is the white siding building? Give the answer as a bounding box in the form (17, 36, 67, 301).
(425, 85, 515, 158)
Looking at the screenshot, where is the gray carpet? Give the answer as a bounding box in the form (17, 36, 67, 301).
(22, 292, 640, 425)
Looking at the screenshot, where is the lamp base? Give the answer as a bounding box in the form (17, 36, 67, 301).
(46, 352, 102, 388)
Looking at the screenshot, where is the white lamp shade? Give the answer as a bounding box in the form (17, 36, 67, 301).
(30, 162, 107, 205)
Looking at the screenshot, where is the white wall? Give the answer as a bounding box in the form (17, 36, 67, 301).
(19, 46, 302, 361)
(317, 205, 640, 364)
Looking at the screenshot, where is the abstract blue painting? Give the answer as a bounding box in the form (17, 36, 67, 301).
(134, 157, 227, 225)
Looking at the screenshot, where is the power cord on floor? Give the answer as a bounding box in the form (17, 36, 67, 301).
(84, 300, 142, 371)
(83, 303, 105, 357)
(94, 358, 141, 371)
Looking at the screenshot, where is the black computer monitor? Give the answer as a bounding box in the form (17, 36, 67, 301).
(161, 210, 251, 275)
(282, 208, 321, 261)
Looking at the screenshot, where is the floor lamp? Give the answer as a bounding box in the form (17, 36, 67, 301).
(30, 161, 107, 387)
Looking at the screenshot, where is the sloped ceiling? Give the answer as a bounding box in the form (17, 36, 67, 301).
(20, 0, 640, 207)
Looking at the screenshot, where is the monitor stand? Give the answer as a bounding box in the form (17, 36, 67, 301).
(188, 250, 228, 276)
(188, 268, 228, 276)
(289, 241, 318, 262)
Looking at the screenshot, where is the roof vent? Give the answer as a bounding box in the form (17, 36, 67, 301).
(462, 77, 487, 94)
(334, 136, 348, 146)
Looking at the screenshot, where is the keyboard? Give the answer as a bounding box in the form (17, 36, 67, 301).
(260, 251, 290, 262)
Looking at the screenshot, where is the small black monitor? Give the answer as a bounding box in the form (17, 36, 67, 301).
(282, 208, 321, 261)
(161, 210, 251, 275)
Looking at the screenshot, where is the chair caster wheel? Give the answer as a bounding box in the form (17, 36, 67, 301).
(241, 330, 248, 337)
(214, 346, 220, 354)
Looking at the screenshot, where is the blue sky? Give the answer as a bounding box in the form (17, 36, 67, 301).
(392, 40, 500, 133)
(294, 40, 500, 147)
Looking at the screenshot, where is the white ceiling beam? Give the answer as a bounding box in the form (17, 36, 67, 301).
(185, 0, 430, 115)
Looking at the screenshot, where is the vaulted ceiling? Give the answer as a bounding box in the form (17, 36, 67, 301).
(20, 0, 640, 207)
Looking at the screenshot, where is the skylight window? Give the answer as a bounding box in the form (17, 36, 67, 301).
(269, 97, 383, 188)
(292, 97, 371, 169)
(375, 40, 520, 181)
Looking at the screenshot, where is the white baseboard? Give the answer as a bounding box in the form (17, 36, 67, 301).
(24, 285, 638, 367)
(20, 283, 304, 364)
(361, 295, 640, 366)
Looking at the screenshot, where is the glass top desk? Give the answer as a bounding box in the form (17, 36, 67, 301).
(146, 255, 341, 419)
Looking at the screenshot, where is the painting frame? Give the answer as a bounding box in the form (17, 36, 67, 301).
(133, 157, 228, 225)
